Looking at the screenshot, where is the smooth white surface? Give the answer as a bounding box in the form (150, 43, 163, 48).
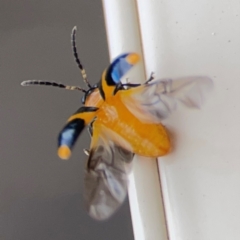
(102, 1, 169, 240)
(136, 0, 240, 240)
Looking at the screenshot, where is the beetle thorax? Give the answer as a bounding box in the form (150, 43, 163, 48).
(98, 103, 118, 123)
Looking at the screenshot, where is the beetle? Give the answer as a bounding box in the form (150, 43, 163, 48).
(21, 26, 213, 220)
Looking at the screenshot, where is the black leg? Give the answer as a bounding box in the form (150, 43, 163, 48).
(145, 72, 155, 84)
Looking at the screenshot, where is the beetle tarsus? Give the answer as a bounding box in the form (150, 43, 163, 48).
(145, 72, 155, 84)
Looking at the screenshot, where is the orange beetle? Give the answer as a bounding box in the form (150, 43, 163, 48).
(21, 26, 213, 220)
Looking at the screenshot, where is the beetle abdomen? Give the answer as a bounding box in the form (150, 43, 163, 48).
(96, 97, 170, 157)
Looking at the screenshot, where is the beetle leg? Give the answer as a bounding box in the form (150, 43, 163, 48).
(83, 149, 90, 156)
(145, 72, 155, 84)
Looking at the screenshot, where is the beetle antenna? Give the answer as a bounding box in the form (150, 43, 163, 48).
(21, 80, 87, 93)
(71, 26, 92, 89)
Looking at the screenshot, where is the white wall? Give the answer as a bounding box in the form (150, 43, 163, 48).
(103, 0, 240, 239)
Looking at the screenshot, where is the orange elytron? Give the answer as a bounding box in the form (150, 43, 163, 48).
(21, 26, 213, 220)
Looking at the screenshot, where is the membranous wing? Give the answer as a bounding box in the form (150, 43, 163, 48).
(120, 76, 213, 123)
(84, 135, 133, 220)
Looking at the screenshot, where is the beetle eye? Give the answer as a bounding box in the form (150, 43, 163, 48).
(81, 95, 86, 104)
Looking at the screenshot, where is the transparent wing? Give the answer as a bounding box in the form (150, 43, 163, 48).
(120, 76, 213, 123)
(84, 132, 133, 220)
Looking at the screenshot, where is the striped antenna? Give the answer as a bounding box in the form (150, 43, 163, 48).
(71, 26, 92, 88)
(21, 80, 87, 93)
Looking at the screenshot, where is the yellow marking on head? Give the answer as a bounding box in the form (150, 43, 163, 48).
(58, 145, 71, 160)
(126, 53, 140, 65)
